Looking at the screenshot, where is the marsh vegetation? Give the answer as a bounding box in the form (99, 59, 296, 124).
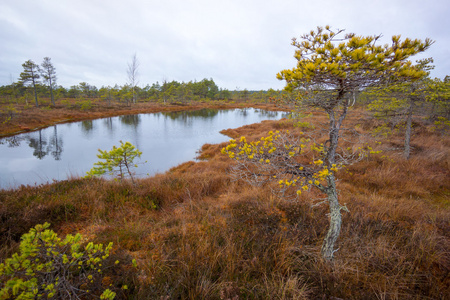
(1, 26, 449, 299)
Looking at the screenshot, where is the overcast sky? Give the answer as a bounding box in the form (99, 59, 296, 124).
(1, 0, 448, 91)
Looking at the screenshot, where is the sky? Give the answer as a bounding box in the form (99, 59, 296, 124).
(1, 0, 449, 91)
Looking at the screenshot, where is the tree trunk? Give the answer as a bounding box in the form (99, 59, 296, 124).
(49, 79, 55, 106)
(33, 86, 39, 107)
(404, 104, 413, 159)
(321, 175, 342, 261)
(320, 101, 348, 261)
(32, 78, 39, 108)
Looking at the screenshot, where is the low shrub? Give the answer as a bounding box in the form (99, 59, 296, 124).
(0, 223, 134, 299)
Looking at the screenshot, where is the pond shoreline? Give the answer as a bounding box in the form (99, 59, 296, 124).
(0, 100, 285, 138)
(0, 106, 288, 189)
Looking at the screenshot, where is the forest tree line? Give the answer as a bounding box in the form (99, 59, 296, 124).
(0, 58, 284, 106)
(0, 77, 287, 105)
(0, 57, 448, 133)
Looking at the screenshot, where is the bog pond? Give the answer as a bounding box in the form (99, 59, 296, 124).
(0, 108, 287, 189)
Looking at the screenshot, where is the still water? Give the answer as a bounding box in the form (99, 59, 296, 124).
(0, 108, 286, 189)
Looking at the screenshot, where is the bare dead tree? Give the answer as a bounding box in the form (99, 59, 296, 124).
(127, 53, 140, 104)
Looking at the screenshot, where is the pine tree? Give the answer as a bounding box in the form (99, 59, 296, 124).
(225, 26, 433, 261)
(41, 57, 57, 106)
(19, 60, 40, 107)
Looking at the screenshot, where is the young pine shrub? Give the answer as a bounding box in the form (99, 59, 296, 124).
(85, 141, 145, 185)
(0, 223, 134, 300)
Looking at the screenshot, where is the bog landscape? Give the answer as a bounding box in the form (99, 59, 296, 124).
(0, 27, 449, 299)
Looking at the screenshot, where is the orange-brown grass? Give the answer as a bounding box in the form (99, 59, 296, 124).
(0, 107, 449, 299)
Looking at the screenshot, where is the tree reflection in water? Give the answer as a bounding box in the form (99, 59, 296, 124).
(119, 114, 141, 127)
(162, 109, 219, 121)
(81, 120, 93, 135)
(28, 130, 47, 159)
(0, 135, 21, 147)
(1, 126, 64, 160)
(103, 117, 115, 134)
(49, 126, 63, 160)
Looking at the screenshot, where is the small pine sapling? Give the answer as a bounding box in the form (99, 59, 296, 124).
(86, 141, 144, 185)
(0, 223, 134, 299)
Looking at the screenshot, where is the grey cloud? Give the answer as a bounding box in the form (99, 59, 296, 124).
(1, 0, 448, 90)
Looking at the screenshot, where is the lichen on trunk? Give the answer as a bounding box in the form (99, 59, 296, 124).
(320, 175, 343, 260)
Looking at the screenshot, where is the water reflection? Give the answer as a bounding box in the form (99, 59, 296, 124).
(49, 126, 63, 160)
(162, 108, 219, 120)
(1, 127, 64, 161)
(239, 108, 249, 117)
(103, 117, 115, 134)
(81, 120, 94, 135)
(258, 110, 279, 118)
(28, 130, 48, 159)
(119, 114, 141, 126)
(161, 109, 220, 127)
(0, 108, 287, 188)
(0, 135, 21, 147)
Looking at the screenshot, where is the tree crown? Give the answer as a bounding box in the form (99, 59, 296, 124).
(41, 57, 57, 85)
(19, 60, 40, 84)
(277, 26, 434, 94)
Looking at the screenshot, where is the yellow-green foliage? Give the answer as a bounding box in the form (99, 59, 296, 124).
(80, 99, 93, 110)
(366, 80, 431, 116)
(367, 95, 408, 119)
(0, 223, 120, 300)
(428, 77, 450, 123)
(365, 76, 449, 124)
(431, 116, 450, 132)
(277, 26, 432, 91)
(1, 105, 19, 124)
(86, 141, 143, 183)
(371, 123, 397, 138)
(364, 78, 450, 156)
(288, 111, 315, 129)
(222, 130, 379, 198)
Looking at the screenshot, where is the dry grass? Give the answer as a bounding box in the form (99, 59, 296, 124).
(1, 106, 449, 299)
